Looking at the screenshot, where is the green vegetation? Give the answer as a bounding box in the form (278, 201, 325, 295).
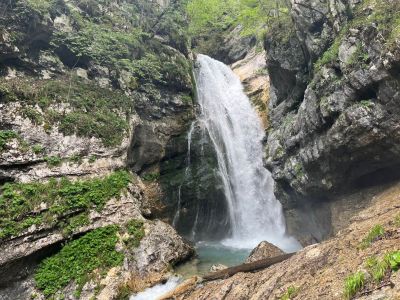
(345, 251, 400, 299)
(344, 271, 365, 300)
(315, 0, 400, 71)
(35, 226, 124, 297)
(359, 224, 385, 249)
(358, 100, 374, 109)
(2, 0, 194, 147)
(347, 43, 370, 68)
(366, 251, 400, 283)
(186, 0, 290, 40)
(0, 130, 18, 151)
(0, 170, 132, 240)
(314, 35, 342, 72)
(124, 219, 145, 248)
(45, 155, 62, 167)
(0, 77, 133, 147)
(142, 172, 160, 182)
(32, 144, 44, 154)
(280, 285, 299, 300)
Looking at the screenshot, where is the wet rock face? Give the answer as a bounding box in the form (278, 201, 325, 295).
(264, 0, 400, 241)
(159, 122, 231, 241)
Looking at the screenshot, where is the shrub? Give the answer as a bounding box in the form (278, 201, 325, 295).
(34, 226, 124, 297)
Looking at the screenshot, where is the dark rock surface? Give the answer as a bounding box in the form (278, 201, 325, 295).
(264, 0, 400, 242)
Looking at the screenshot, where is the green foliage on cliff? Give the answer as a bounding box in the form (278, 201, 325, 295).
(0, 130, 18, 151)
(0, 77, 133, 147)
(0, 170, 132, 240)
(124, 219, 145, 248)
(35, 226, 124, 297)
(314, 0, 400, 71)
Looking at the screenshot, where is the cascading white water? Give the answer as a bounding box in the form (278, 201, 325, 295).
(195, 54, 300, 252)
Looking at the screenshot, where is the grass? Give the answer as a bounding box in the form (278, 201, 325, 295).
(280, 285, 299, 300)
(345, 251, 400, 299)
(359, 224, 385, 249)
(344, 271, 365, 299)
(0, 170, 132, 240)
(34, 226, 124, 297)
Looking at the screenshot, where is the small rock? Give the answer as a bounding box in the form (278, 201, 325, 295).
(245, 241, 284, 263)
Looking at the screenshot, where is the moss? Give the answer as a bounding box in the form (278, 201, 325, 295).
(0, 130, 18, 151)
(34, 226, 124, 297)
(0, 170, 132, 240)
(344, 271, 365, 299)
(359, 224, 385, 249)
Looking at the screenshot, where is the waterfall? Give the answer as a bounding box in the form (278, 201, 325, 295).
(194, 54, 300, 252)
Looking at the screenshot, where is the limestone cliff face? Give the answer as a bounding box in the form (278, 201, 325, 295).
(0, 0, 194, 298)
(264, 0, 400, 242)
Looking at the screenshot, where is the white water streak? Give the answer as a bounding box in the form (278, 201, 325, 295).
(195, 54, 300, 252)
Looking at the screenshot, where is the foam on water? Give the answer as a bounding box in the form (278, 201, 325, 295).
(129, 277, 181, 300)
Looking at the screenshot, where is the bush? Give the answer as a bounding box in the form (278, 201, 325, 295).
(35, 226, 124, 297)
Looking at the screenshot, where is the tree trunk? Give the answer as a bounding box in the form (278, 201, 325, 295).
(202, 252, 295, 282)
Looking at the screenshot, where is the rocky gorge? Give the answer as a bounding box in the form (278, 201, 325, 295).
(0, 0, 399, 299)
